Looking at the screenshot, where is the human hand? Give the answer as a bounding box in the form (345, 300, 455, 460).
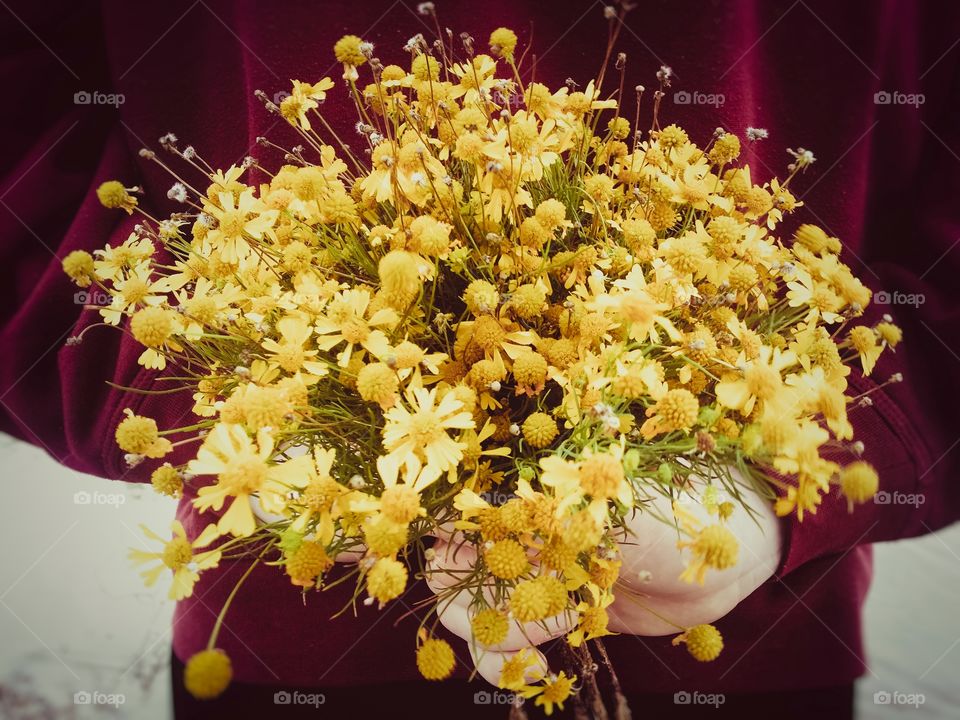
(425, 472, 782, 686)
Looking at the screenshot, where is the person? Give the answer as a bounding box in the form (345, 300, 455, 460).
(1, 1, 958, 717)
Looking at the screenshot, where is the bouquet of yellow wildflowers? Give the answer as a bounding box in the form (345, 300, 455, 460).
(62, 8, 902, 716)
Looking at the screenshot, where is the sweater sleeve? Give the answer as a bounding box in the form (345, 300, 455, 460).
(779, 39, 960, 575)
(0, 2, 193, 483)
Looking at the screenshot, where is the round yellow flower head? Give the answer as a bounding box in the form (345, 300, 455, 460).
(532, 200, 564, 232)
(411, 53, 440, 81)
(409, 215, 451, 257)
(464, 279, 500, 316)
(489, 27, 518, 59)
(151, 464, 183, 498)
(848, 325, 877, 353)
(579, 452, 625, 499)
(510, 575, 566, 622)
(62, 250, 95, 287)
(362, 514, 408, 557)
(380, 484, 423, 524)
(513, 351, 548, 389)
(675, 624, 724, 662)
(709, 133, 741, 165)
(96, 180, 136, 212)
(657, 124, 689, 150)
(334, 34, 367, 66)
(366, 556, 408, 603)
(357, 362, 399, 409)
(693, 525, 739, 570)
(840, 461, 879, 507)
(131, 306, 176, 348)
(285, 541, 332, 588)
(607, 116, 631, 140)
(485, 539, 529, 579)
(510, 284, 547, 321)
(115, 410, 169, 457)
(380, 64, 406, 82)
(183, 649, 232, 700)
(379, 250, 421, 309)
(416, 637, 455, 680)
(471, 608, 510, 646)
(522, 412, 558, 449)
(876, 322, 903, 348)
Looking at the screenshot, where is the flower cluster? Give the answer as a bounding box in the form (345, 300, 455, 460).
(65, 14, 899, 715)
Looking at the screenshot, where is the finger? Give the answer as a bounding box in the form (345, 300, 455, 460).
(436, 598, 575, 652)
(469, 644, 549, 687)
(333, 547, 366, 563)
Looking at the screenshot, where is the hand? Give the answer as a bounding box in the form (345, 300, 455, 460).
(425, 471, 782, 686)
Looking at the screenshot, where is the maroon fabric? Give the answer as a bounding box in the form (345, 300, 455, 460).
(2, 0, 959, 696)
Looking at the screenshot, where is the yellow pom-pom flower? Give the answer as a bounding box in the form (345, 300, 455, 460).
(471, 608, 510, 646)
(62, 250, 95, 287)
(522, 412, 558, 449)
(367, 556, 408, 603)
(489, 27, 518, 59)
(183, 649, 232, 700)
(840, 461, 879, 509)
(485, 539, 529, 580)
(96, 180, 137, 212)
(674, 624, 724, 662)
(416, 637, 456, 680)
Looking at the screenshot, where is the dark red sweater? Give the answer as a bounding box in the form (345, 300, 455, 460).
(2, 0, 958, 694)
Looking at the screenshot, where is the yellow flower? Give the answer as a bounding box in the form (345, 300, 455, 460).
(115, 409, 173, 458)
(279, 78, 334, 131)
(261, 314, 329, 378)
(521, 671, 576, 716)
(189, 424, 296, 537)
(672, 623, 724, 661)
(129, 521, 221, 600)
(715, 345, 797, 416)
(183, 649, 232, 700)
(315, 288, 396, 367)
(378, 386, 474, 488)
(416, 637, 456, 680)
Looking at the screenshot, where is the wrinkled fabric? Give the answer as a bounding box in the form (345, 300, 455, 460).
(1, 0, 959, 695)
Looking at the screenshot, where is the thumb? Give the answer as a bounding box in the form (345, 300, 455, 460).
(469, 643, 550, 687)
